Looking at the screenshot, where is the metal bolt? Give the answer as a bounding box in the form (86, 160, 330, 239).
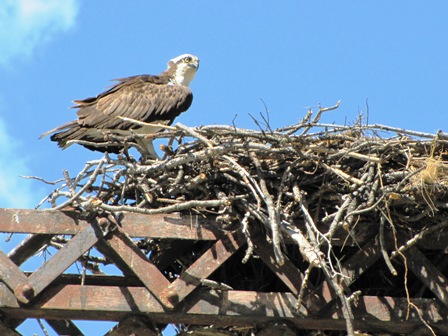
(14, 283, 35, 304)
(97, 217, 109, 227)
(165, 290, 179, 305)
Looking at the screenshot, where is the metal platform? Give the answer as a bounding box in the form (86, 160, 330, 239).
(0, 208, 447, 335)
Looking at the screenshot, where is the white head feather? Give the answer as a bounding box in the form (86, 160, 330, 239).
(167, 54, 199, 87)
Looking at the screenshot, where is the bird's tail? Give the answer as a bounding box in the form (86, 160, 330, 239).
(41, 121, 123, 153)
(39, 120, 82, 149)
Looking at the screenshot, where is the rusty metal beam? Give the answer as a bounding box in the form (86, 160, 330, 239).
(0, 208, 219, 240)
(3, 209, 446, 248)
(8, 234, 53, 266)
(0, 320, 20, 336)
(13, 219, 110, 304)
(252, 239, 341, 318)
(252, 232, 306, 296)
(341, 234, 382, 285)
(98, 226, 173, 309)
(1, 208, 448, 334)
(404, 246, 448, 309)
(161, 232, 245, 307)
(0, 249, 28, 294)
(0, 284, 447, 333)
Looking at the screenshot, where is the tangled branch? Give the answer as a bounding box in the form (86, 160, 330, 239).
(33, 103, 448, 335)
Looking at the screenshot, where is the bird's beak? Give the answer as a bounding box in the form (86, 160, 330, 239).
(192, 60, 199, 71)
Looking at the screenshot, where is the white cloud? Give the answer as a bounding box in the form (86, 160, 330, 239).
(0, 0, 78, 65)
(0, 117, 38, 208)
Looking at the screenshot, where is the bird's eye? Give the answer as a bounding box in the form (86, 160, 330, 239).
(183, 56, 192, 63)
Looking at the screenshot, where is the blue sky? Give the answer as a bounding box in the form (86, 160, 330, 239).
(1, 1, 448, 335)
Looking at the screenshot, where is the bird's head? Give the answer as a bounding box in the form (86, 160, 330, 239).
(167, 54, 199, 87)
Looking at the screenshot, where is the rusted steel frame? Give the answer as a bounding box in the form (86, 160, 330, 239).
(105, 315, 158, 336)
(96, 226, 173, 309)
(13, 219, 110, 304)
(3, 208, 448, 247)
(0, 249, 28, 294)
(8, 234, 53, 266)
(0, 320, 20, 336)
(251, 235, 336, 316)
(95, 240, 137, 277)
(315, 232, 448, 315)
(0, 284, 447, 333)
(340, 234, 383, 285)
(0, 208, 219, 240)
(6, 234, 61, 330)
(0, 251, 32, 330)
(403, 246, 448, 308)
(45, 319, 85, 336)
(252, 231, 307, 296)
(2, 319, 23, 331)
(161, 232, 245, 307)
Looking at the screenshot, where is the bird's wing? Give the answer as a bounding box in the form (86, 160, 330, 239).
(74, 76, 193, 130)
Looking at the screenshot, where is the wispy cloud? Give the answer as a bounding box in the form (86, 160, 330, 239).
(0, 117, 40, 208)
(0, 0, 77, 207)
(0, 0, 78, 65)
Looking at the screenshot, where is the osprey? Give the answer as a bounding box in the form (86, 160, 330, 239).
(41, 54, 200, 158)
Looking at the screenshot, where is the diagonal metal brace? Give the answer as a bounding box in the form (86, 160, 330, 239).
(161, 231, 245, 307)
(96, 226, 173, 309)
(404, 246, 448, 309)
(0, 250, 28, 301)
(14, 217, 112, 304)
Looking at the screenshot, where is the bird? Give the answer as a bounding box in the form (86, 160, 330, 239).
(40, 54, 200, 158)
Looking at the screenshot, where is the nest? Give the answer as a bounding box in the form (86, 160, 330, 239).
(36, 103, 448, 335)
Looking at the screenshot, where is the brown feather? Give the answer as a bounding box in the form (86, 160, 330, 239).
(41, 54, 198, 157)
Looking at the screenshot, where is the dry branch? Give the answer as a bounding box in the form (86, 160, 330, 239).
(34, 103, 448, 335)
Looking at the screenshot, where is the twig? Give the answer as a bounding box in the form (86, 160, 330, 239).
(320, 162, 364, 186)
(175, 123, 215, 148)
(241, 211, 254, 264)
(21, 175, 64, 185)
(32, 104, 448, 335)
(326, 195, 352, 239)
(223, 155, 263, 209)
(250, 151, 284, 265)
(390, 220, 448, 259)
(281, 221, 322, 267)
(100, 198, 235, 215)
(200, 279, 233, 290)
(117, 116, 176, 130)
(299, 100, 341, 136)
(51, 157, 107, 210)
(295, 265, 314, 313)
(379, 214, 398, 276)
